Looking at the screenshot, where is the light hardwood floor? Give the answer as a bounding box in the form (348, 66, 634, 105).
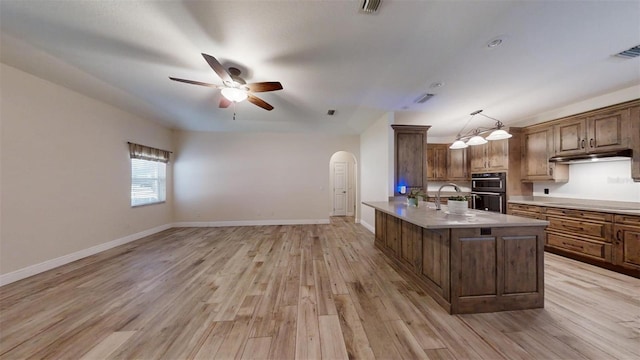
(1, 217, 639, 359)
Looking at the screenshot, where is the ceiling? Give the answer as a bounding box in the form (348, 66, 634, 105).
(1, 1, 639, 139)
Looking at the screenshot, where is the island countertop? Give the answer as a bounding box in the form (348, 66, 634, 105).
(364, 199, 549, 229)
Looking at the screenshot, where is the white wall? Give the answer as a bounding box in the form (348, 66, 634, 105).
(1, 63, 173, 275)
(359, 113, 394, 231)
(533, 159, 640, 202)
(172, 130, 359, 224)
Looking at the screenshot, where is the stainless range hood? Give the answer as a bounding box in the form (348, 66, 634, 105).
(548, 149, 632, 164)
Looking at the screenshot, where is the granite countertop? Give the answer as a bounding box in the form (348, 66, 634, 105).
(363, 199, 549, 229)
(508, 197, 640, 216)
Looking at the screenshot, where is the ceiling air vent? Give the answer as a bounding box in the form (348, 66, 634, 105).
(361, 0, 381, 13)
(614, 45, 640, 59)
(414, 93, 435, 104)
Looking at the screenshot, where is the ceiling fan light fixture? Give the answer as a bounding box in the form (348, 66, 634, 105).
(449, 140, 468, 149)
(221, 87, 248, 102)
(466, 135, 488, 146)
(486, 129, 512, 140)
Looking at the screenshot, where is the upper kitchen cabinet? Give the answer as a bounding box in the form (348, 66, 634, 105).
(521, 124, 568, 182)
(447, 147, 470, 181)
(427, 145, 470, 181)
(554, 106, 632, 156)
(392, 125, 430, 195)
(469, 139, 509, 173)
(427, 144, 448, 181)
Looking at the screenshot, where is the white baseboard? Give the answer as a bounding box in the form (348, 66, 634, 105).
(173, 219, 330, 227)
(0, 223, 173, 287)
(360, 220, 375, 233)
(1, 218, 336, 287)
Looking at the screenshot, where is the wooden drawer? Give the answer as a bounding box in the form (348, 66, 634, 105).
(509, 203, 542, 213)
(544, 207, 613, 222)
(547, 233, 612, 261)
(615, 214, 640, 227)
(546, 216, 612, 242)
(509, 209, 544, 220)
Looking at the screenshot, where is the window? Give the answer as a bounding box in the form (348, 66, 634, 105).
(128, 142, 170, 207)
(131, 158, 166, 206)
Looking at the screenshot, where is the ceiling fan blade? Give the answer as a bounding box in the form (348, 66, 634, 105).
(247, 81, 283, 93)
(219, 97, 232, 108)
(202, 53, 232, 84)
(169, 77, 221, 88)
(247, 94, 274, 111)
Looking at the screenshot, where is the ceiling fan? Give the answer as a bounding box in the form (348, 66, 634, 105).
(169, 53, 283, 111)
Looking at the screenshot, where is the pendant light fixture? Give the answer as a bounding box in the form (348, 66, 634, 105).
(449, 110, 512, 149)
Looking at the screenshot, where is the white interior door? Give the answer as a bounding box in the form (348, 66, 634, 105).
(333, 162, 347, 216)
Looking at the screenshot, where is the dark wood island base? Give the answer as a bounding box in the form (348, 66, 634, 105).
(373, 208, 546, 314)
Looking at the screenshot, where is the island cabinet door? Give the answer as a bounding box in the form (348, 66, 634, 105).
(385, 215, 402, 255)
(420, 229, 451, 302)
(400, 221, 422, 270)
(449, 227, 545, 314)
(374, 210, 386, 249)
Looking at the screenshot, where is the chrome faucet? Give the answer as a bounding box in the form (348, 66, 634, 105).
(435, 183, 461, 211)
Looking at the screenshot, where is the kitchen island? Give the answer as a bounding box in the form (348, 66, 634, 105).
(364, 199, 549, 314)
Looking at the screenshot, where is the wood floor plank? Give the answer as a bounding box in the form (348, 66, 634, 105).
(78, 331, 135, 360)
(1, 217, 639, 360)
(268, 305, 296, 360)
(295, 285, 321, 360)
(333, 294, 375, 359)
(318, 315, 349, 360)
(240, 336, 271, 360)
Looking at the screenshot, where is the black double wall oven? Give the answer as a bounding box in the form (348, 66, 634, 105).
(471, 172, 507, 214)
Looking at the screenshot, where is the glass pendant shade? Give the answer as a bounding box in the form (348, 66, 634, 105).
(466, 135, 488, 146)
(221, 87, 248, 102)
(449, 140, 468, 149)
(486, 129, 513, 140)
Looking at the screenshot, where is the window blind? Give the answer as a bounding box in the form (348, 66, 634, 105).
(128, 142, 169, 207)
(128, 142, 171, 163)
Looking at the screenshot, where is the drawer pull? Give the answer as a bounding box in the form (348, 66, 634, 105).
(561, 225, 584, 231)
(562, 242, 584, 250)
(581, 139, 585, 149)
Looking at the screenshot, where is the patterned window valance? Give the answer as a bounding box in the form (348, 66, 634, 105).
(128, 142, 171, 163)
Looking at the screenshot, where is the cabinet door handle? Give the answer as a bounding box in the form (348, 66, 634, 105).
(590, 138, 595, 148)
(617, 229, 623, 242)
(549, 166, 553, 176)
(581, 139, 585, 149)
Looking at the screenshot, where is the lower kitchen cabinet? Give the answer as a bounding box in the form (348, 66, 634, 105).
(543, 208, 613, 262)
(509, 202, 639, 277)
(421, 229, 450, 302)
(613, 215, 640, 273)
(401, 220, 422, 270)
(385, 214, 401, 255)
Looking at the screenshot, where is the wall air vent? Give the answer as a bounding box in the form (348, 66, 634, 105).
(360, 0, 381, 13)
(614, 45, 640, 59)
(414, 93, 435, 104)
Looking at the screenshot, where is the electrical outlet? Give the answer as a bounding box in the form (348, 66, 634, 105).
(544, 188, 549, 194)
